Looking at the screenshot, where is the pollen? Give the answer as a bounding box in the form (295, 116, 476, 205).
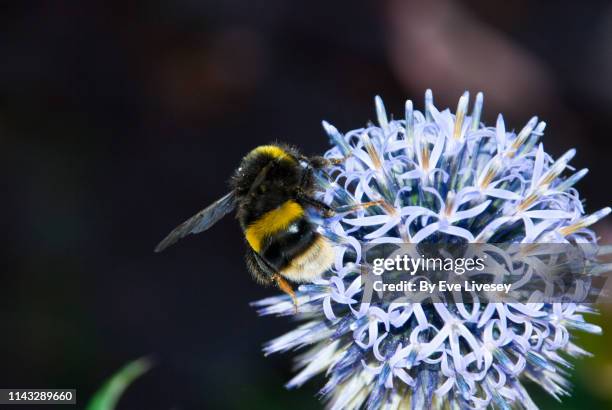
(452, 92, 468, 140)
(516, 192, 539, 212)
(421, 146, 430, 170)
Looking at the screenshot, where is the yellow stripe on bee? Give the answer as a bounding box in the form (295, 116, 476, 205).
(245, 200, 304, 252)
(250, 145, 294, 162)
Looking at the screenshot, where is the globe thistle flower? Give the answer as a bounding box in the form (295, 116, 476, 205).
(252, 91, 611, 409)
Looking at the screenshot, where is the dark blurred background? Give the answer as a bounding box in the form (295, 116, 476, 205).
(1, 1, 612, 409)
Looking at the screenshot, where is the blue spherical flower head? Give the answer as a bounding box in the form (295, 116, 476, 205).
(252, 91, 611, 410)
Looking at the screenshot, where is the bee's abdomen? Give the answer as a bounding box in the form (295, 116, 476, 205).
(244, 200, 304, 252)
(275, 232, 334, 283)
(260, 221, 334, 283)
(244, 199, 333, 282)
(260, 218, 315, 267)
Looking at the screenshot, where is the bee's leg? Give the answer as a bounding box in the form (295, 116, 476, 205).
(333, 200, 385, 214)
(296, 164, 333, 215)
(247, 247, 299, 312)
(296, 191, 383, 218)
(296, 193, 335, 218)
(271, 273, 298, 312)
(303, 154, 351, 169)
(245, 246, 274, 285)
(298, 155, 351, 185)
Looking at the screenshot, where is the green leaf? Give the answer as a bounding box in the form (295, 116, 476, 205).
(86, 357, 153, 410)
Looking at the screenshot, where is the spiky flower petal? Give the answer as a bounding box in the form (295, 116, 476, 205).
(252, 91, 610, 409)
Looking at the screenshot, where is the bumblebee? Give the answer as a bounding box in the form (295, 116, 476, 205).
(155, 144, 370, 307)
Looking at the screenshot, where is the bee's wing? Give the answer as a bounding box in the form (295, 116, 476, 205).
(155, 191, 236, 252)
